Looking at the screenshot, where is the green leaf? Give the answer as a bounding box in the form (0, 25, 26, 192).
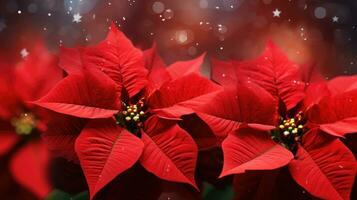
(202, 182, 234, 200)
(72, 191, 89, 200)
(45, 189, 71, 200)
(46, 189, 89, 200)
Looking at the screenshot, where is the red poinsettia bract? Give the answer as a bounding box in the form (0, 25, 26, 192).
(34, 24, 221, 199)
(0, 41, 62, 198)
(196, 42, 357, 200)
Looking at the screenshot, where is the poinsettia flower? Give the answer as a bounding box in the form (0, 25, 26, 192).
(196, 42, 357, 200)
(0, 40, 62, 198)
(34, 24, 221, 199)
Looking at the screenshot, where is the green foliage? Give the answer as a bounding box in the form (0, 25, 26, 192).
(46, 189, 89, 200)
(202, 182, 235, 200)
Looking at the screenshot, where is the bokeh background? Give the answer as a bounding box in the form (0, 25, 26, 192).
(0, 1, 357, 199)
(0, 0, 357, 77)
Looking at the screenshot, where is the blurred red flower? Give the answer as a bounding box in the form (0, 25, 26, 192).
(196, 42, 357, 200)
(34, 24, 221, 199)
(0, 41, 62, 198)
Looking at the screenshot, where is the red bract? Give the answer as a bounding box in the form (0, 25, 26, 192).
(197, 42, 357, 200)
(34, 24, 221, 199)
(0, 41, 62, 198)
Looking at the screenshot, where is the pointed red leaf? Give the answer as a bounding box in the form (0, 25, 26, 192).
(0, 131, 19, 156)
(299, 62, 325, 84)
(303, 82, 330, 109)
(75, 119, 143, 199)
(58, 47, 83, 75)
(328, 75, 357, 95)
(289, 130, 357, 200)
(143, 44, 171, 93)
(143, 115, 178, 135)
(167, 53, 205, 79)
(195, 83, 277, 138)
(14, 41, 62, 102)
(79, 24, 148, 97)
(307, 89, 357, 136)
(143, 43, 166, 70)
(211, 58, 238, 86)
(43, 112, 87, 161)
(148, 73, 221, 118)
(10, 141, 51, 198)
(196, 112, 242, 139)
(34, 69, 119, 119)
(140, 122, 198, 189)
(220, 127, 293, 177)
(234, 41, 305, 109)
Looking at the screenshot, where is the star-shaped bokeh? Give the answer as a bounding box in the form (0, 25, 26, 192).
(0, 0, 356, 80)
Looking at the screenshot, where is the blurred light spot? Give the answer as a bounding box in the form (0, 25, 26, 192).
(152, 1, 165, 14)
(85, 34, 92, 42)
(163, 9, 174, 19)
(17, 10, 22, 14)
(222, 0, 243, 11)
(217, 24, 228, 34)
(314, 7, 326, 19)
(20, 48, 29, 58)
(199, 21, 213, 31)
(175, 30, 188, 44)
(332, 16, 339, 22)
(73, 13, 82, 23)
(272, 9, 281, 17)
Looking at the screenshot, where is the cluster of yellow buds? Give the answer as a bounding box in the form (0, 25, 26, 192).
(272, 111, 305, 151)
(279, 117, 304, 137)
(122, 104, 145, 122)
(11, 112, 37, 135)
(115, 99, 147, 133)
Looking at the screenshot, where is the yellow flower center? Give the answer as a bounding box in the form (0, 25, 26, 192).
(11, 113, 37, 135)
(115, 98, 147, 133)
(271, 111, 306, 150)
